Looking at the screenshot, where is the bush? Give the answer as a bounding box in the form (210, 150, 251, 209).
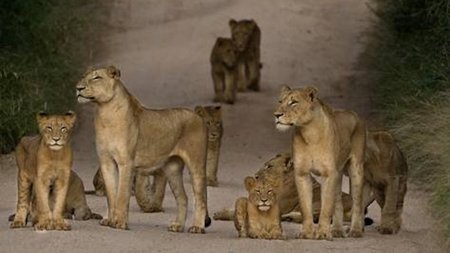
(0, 0, 101, 153)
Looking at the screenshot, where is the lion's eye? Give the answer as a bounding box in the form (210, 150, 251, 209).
(46, 127, 52, 132)
(256, 190, 261, 194)
(268, 190, 273, 194)
(61, 127, 67, 133)
(92, 76, 102, 80)
(288, 100, 298, 106)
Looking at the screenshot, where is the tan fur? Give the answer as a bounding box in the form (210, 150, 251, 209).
(229, 19, 261, 92)
(234, 177, 284, 239)
(364, 131, 408, 234)
(10, 112, 77, 231)
(213, 153, 361, 223)
(91, 167, 136, 197)
(210, 38, 238, 104)
(274, 85, 366, 240)
(195, 106, 223, 186)
(76, 66, 209, 232)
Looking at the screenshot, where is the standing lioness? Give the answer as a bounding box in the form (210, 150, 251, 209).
(76, 66, 209, 233)
(274, 85, 366, 240)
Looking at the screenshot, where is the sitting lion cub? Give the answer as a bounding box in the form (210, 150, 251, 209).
(234, 176, 284, 240)
(10, 112, 76, 230)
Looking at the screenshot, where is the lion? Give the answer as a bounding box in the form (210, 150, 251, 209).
(213, 153, 373, 224)
(234, 176, 284, 239)
(210, 37, 238, 104)
(229, 19, 261, 92)
(364, 131, 408, 234)
(76, 65, 210, 233)
(91, 105, 223, 216)
(9, 170, 103, 223)
(195, 105, 223, 186)
(10, 112, 77, 231)
(274, 85, 366, 240)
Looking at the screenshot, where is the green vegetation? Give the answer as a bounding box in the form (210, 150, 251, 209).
(370, 0, 450, 240)
(0, 0, 103, 153)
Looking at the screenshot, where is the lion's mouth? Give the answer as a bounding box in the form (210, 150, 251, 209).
(258, 204, 271, 211)
(275, 121, 293, 132)
(49, 144, 63, 150)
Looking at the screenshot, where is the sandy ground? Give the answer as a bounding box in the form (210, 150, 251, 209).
(0, 0, 446, 252)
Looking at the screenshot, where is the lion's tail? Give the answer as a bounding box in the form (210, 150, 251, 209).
(213, 208, 234, 221)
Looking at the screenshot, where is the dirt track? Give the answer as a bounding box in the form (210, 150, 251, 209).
(0, 0, 445, 252)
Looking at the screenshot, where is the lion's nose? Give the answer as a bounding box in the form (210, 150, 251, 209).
(76, 86, 85, 92)
(274, 112, 283, 119)
(53, 137, 61, 142)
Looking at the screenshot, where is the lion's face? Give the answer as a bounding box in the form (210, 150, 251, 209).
(76, 66, 121, 104)
(37, 111, 76, 151)
(214, 38, 238, 68)
(195, 106, 223, 142)
(274, 85, 318, 132)
(245, 177, 278, 212)
(255, 153, 292, 182)
(229, 19, 256, 52)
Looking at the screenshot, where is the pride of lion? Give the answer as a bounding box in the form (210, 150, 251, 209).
(8, 18, 408, 242)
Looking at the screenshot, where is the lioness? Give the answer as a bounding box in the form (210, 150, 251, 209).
(9, 170, 102, 223)
(210, 37, 238, 104)
(365, 131, 408, 234)
(274, 85, 366, 240)
(76, 66, 209, 233)
(234, 176, 284, 239)
(229, 19, 261, 92)
(10, 112, 76, 231)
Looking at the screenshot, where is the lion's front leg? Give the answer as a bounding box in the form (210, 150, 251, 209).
(332, 171, 345, 238)
(52, 171, 71, 231)
(98, 157, 118, 228)
(236, 61, 247, 92)
(34, 177, 53, 231)
(10, 172, 32, 229)
(296, 172, 314, 239)
(111, 159, 133, 230)
(165, 158, 188, 232)
(234, 197, 248, 238)
(316, 169, 338, 241)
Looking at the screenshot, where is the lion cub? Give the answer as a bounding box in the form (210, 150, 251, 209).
(10, 112, 76, 230)
(210, 37, 238, 104)
(234, 176, 284, 240)
(229, 19, 261, 92)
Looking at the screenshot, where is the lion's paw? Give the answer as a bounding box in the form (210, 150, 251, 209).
(54, 219, 71, 231)
(315, 227, 333, 241)
(332, 228, 345, 238)
(34, 219, 53, 231)
(10, 220, 27, 229)
(168, 222, 184, 233)
(188, 226, 205, 234)
(348, 228, 364, 238)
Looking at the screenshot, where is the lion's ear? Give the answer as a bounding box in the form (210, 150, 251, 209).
(280, 85, 291, 94)
(304, 86, 318, 102)
(64, 111, 77, 127)
(214, 106, 222, 118)
(36, 111, 48, 123)
(194, 106, 205, 116)
(244, 176, 256, 192)
(229, 19, 237, 29)
(106, 65, 121, 79)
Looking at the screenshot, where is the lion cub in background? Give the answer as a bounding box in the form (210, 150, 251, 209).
(234, 176, 284, 240)
(10, 112, 76, 230)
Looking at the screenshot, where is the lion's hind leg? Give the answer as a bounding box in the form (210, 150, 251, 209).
(164, 157, 188, 232)
(378, 176, 400, 234)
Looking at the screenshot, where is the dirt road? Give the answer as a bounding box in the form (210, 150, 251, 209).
(0, 0, 444, 252)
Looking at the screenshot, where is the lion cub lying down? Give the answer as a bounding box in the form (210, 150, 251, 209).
(234, 176, 284, 240)
(9, 112, 88, 230)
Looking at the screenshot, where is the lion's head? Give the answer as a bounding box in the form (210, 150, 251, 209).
(195, 106, 223, 142)
(37, 111, 76, 151)
(245, 176, 279, 212)
(213, 38, 238, 68)
(255, 153, 292, 183)
(76, 65, 121, 104)
(229, 19, 256, 52)
(273, 85, 319, 132)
